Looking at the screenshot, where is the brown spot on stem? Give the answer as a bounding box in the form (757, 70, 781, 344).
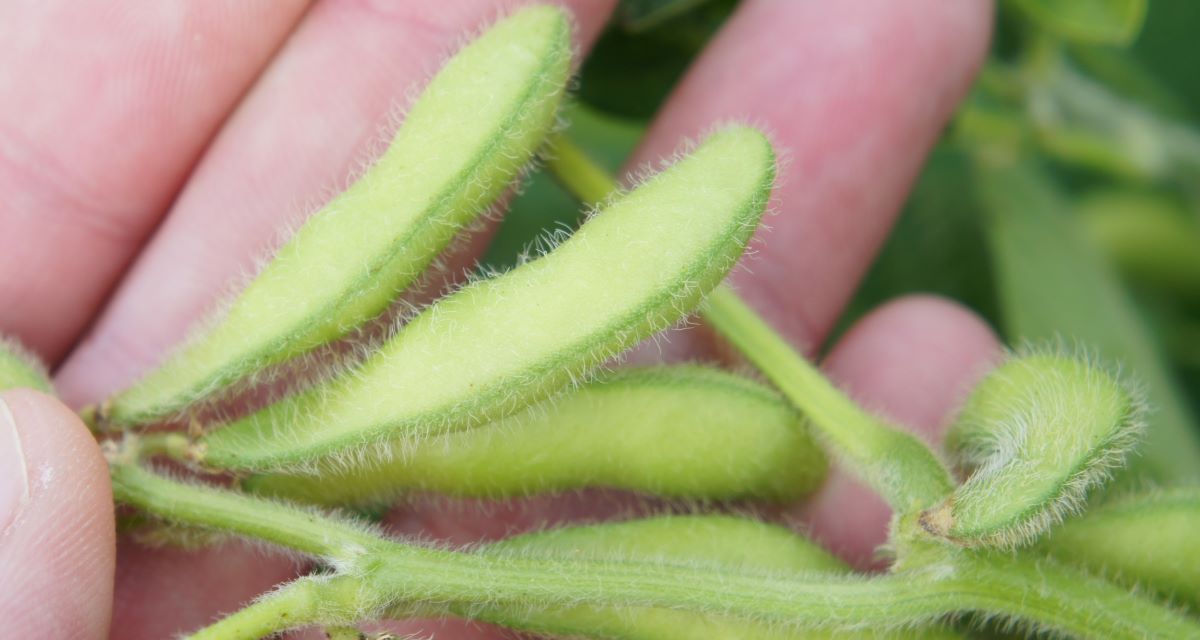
(919, 501, 954, 537)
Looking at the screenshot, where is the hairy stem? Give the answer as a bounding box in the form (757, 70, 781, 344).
(196, 539, 1199, 639)
(545, 132, 620, 206)
(117, 444, 1194, 639)
(365, 549, 1195, 640)
(701, 286, 953, 511)
(110, 464, 381, 560)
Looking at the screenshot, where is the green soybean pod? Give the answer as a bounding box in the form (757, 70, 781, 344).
(0, 336, 52, 393)
(921, 353, 1143, 549)
(471, 516, 954, 639)
(1038, 489, 1200, 610)
(246, 366, 827, 505)
(200, 127, 776, 472)
(104, 6, 573, 428)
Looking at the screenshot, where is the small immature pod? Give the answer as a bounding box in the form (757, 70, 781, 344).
(104, 6, 573, 427)
(481, 516, 847, 640)
(246, 366, 828, 505)
(920, 353, 1143, 548)
(486, 514, 847, 572)
(200, 127, 776, 471)
(0, 336, 52, 393)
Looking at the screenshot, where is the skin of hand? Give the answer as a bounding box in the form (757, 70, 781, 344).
(0, 0, 995, 637)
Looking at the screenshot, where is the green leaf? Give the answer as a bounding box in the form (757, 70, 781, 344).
(1068, 45, 1192, 119)
(975, 158, 1200, 484)
(1011, 0, 1148, 45)
(246, 366, 827, 505)
(1132, 0, 1200, 117)
(1039, 489, 1200, 610)
(104, 6, 573, 428)
(199, 127, 776, 471)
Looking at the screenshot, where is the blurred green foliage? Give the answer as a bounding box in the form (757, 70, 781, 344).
(485, 0, 1200, 485)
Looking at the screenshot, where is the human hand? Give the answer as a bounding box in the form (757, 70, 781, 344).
(0, 1, 993, 637)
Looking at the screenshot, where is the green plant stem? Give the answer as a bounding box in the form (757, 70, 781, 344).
(544, 135, 953, 513)
(115, 463, 1194, 639)
(546, 132, 620, 206)
(109, 464, 382, 560)
(365, 550, 1195, 640)
(701, 286, 953, 511)
(200, 541, 1197, 640)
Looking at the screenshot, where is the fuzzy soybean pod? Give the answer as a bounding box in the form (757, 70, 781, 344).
(466, 516, 956, 639)
(0, 336, 52, 393)
(246, 366, 827, 505)
(1038, 489, 1200, 611)
(199, 127, 776, 472)
(102, 6, 572, 428)
(920, 353, 1143, 549)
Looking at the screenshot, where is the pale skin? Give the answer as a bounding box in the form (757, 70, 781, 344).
(0, 1, 994, 637)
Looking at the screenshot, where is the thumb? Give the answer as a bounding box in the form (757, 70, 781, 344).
(1, 389, 114, 637)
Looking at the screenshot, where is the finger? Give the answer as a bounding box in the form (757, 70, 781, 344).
(49, 3, 616, 637)
(0, 390, 115, 637)
(110, 540, 299, 640)
(0, 1, 310, 362)
(56, 0, 616, 409)
(628, 0, 992, 361)
(795, 296, 1000, 569)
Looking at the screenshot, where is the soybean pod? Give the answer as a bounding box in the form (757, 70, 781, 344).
(246, 366, 827, 505)
(922, 353, 1143, 548)
(1038, 489, 1200, 611)
(200, 127, 776, 471)
(104, 6, 573, 428)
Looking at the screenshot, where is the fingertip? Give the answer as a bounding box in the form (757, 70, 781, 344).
(824, 295, 1001, 441)
(0, 389, 115, 637)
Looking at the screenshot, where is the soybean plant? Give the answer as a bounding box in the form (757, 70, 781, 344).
(4, 5, 1199, 639)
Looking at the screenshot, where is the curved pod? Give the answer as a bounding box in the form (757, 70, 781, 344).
(202, 127, 777, 471)
(923, 353, 1142, 548)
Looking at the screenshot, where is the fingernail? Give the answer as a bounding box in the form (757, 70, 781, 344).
(0, 397, 30, 534)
